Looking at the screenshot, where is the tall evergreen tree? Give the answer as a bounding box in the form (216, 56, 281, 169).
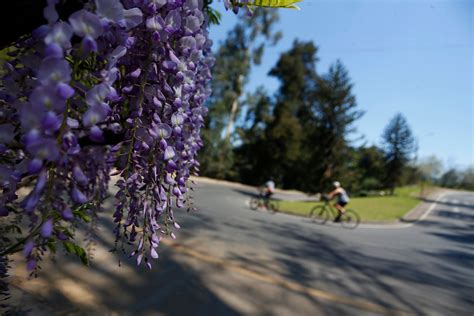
(236, 44, 362, 192)
(382, 113, 416, 194)
(265, 40, 319, 188)
(305, 60, 364, 193)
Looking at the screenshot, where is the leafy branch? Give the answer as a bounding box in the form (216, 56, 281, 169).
(237, 0, 302, 10)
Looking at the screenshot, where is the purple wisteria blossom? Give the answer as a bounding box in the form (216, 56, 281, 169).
(37, 57, 71, 85)
(69, 10, 104, 39)
(40, 219, 54, 238)
(123, 8, 143, 29)
(29, 85, 66, 111)
(44, 22, 73, 50)
(0, 0, 216, 301)
(69, 10, 104, 53)
(95, 0, 125, 23)
(106, 0, 213, 268)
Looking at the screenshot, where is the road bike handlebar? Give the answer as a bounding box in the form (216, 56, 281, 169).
(321, 194, 331, 202)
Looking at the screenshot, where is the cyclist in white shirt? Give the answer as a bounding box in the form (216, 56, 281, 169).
(327, 181, 350, 222)
(262, 179, 275, 208)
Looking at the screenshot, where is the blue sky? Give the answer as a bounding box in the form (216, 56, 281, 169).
(208, 0, 473, 169)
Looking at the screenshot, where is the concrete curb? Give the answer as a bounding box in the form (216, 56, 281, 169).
(399, 189, 446, 222)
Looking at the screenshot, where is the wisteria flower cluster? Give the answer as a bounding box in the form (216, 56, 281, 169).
(0, 0, 299, 309)
(0, 0, 214, 286)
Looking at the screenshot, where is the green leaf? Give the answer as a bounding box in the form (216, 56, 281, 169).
(246, 0, 303, 10)
(74, 245, 89, 266)
(62, 241, 89, 265)
(73, 203, 93, 223)
(78, 213, 92, 223)
(74, 202, 94, 212)
(47, 240, 57, 254)
(60, 229, 74, 239)
(63, 241, 75, 253)
(207, 8, 222, 25)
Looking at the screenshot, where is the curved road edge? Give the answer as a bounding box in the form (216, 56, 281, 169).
(191, 176, 461, 229)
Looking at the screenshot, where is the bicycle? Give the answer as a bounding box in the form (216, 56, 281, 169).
(309, 197, 360, 229)
(249, 193, 280, 212)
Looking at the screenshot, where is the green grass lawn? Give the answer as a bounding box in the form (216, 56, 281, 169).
(279, 186, 422, 222)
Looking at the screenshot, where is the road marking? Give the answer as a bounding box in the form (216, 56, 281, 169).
(418, 194, 445, 222)
(451, 199, 459, 204)
(163, 240, 412, 315)
(453, 207, 460, 213)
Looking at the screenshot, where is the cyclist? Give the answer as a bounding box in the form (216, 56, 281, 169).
(262, 178, 275, 208)
(327, 181, 350, 222)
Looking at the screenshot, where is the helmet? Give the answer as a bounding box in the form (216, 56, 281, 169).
(333, 181, 341, 188)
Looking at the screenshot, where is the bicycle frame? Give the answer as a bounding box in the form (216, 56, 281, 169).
(257, 195, 270, 207)
(249, 192, 280, 212)
(321, 200, 341, 220)
(311, 199, 360, 229)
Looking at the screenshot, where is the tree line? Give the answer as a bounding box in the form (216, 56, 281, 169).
(199, 11, 472, 194)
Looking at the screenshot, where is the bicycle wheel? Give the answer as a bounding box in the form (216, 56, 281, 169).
(269, 200, 280, 212)
(340, 209, 360, 229)
(310, 205, 329, 224)
(249, 197, 260, 210)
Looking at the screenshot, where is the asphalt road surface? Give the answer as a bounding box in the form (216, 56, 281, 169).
(8, 182, 474, 316)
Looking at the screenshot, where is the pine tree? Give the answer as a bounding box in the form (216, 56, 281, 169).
(304, 60, 363, 193)
(382, 113, 416, 194)
(265, 40, 319, 188)
(236, 44, 363, 192)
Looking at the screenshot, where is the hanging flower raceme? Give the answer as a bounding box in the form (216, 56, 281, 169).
(110, 0, 214, 268)
(0, 0, 214, 288)
(0, 0, 304, 310)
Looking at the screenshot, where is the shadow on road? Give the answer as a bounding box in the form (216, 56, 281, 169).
(434, 210, 474, 221)
(9, 207, 241, 316)
(420, 197, 474, 211)
(223, 217, 474, 315)
(8, 187, 474, 315)
(232, 188, 260, 198)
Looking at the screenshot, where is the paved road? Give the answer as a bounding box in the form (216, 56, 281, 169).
(8, 182, 474, 315)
